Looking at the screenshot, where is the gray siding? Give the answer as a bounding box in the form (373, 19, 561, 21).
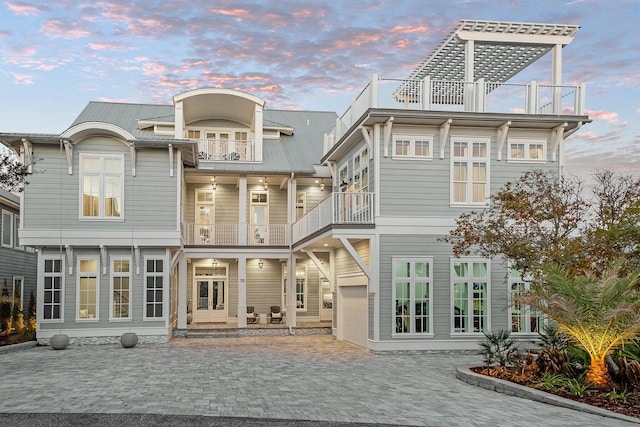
(377, 235, 509, 342)
(39, 247, 168, 331)
(379, 126, 560, 217)
(246, 259, 283, 316)
(23, 137, 178, 233)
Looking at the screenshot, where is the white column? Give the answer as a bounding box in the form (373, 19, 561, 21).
(254, 104, 263, 162)
(174, 100, 184, 139)
(464, 39, 475, 112)
(552, 44, 562, 114)
(177, 256, 187, 329)
(286, 254, 297, 327)
(238, 176, 247, 245)
(237, 256, 247, 328)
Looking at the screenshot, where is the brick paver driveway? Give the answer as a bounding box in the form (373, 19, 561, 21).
(0, 335, 635, 426)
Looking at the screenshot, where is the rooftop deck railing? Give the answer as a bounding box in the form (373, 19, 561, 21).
(323, 75, 586, 153)
(292, 192, 374, 243)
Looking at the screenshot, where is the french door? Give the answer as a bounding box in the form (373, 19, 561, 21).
(194, 279, 227, 322)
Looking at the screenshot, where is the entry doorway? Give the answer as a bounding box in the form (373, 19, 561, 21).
(194, 279, 227, 323)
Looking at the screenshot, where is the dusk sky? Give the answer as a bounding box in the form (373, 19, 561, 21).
(0, 0, 638, 181)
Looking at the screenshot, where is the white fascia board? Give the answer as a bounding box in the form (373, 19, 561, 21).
(455, 30, 574, 46)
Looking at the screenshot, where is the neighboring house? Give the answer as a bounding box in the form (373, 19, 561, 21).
(0, 20, 590, 351)
(0, 188, 37, 319)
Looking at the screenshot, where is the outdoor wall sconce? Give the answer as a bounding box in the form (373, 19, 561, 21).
(211, 259, 217, 268)
(258, 259, 264, 269)
(320, 179, 325, 191)
(211, 176, 217, 190)
(263, 177, 269, 190)
(339, 180, 349, 190)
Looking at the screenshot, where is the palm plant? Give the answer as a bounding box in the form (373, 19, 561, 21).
(516, 261, 640, 390)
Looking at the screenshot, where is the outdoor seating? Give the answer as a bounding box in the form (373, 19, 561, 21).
(269, 305, 283, 323)
(247, 306, 257, 324)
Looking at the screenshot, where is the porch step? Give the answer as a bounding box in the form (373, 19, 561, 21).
(185, 328, 240, 339)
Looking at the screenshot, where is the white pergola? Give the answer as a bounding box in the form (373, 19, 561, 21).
(408, 20, 580, 86)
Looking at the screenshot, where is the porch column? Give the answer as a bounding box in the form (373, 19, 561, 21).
(237, 256, 247, 328)
(238, 176, 247, 245)
(551, 43, 563, 114)
(177, 257, 187, 329)
(286, 254, 297, 327)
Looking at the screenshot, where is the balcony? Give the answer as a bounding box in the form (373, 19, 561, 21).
(195, 139, 255, 162)
(325, 75, 586, 152)
(182, 223, 288, 246)
(292, 192, 374, 243)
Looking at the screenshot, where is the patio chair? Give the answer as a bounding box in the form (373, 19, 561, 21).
(247, 306, 258, 324)
(269, 306, 283, 323)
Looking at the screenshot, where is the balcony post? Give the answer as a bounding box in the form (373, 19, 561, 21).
(463, 39, 475, 112)
(422, 76, 431, 111)
(254, 104, 263, 162)
(577, 83, 586, 115)
(286, 254, 297, 327)
(475, 78, 485, 112)
(238, 177, 247, 245)
(177, 256, 187, 329)
(527, 81, 538, 114)
(237, 256, 247, 328)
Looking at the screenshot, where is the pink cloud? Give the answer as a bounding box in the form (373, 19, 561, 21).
(210, 7, 251, 18)
(12, 72, 34, 85)
(88, 42, 127, 51)
(7, 2, 44, 16)
(390, 25, 431, 35)
(143, 62, 167, 76)
(585, 109, 619, 124)
(42, 19, 90, 39)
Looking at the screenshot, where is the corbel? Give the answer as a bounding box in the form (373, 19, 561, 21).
(100, 245, 107, 275)
(383, 117, 394, 157)
(551, 123, 567, 162)
(129, 142, 136, 177)
(168, 144, 174, 177)
(65, 245, 74, 275)
(360, 126, 373, 153)
(496, 121, 511, 161)
(21, 138, 33, 173)
(62, 140, 73, 174)
(439, 119, 452, 159)
(135, 246, 140, 275)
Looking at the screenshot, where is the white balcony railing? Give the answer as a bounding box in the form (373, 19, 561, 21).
(195, 139, 255, 161)
(324, 75, 586, 153)
(292, 192, 374, 243)
(182, 223, 288, 246)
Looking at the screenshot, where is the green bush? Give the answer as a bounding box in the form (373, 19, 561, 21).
(480, 330, 520, 367)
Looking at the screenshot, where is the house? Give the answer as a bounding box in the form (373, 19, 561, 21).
(0, 20, 589, 351)
(0, 187, 37, 322)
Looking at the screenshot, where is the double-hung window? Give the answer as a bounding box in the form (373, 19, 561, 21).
(451, 138, 489, 205)
(352, 147, 370, 214)
(144, 259, 164, 319)
(509, 268, 543, 333)
(42, 257, 63, 321)
(77, 258, 99, 320)
(80, 154, 124, 219)
(393, 258, 433, 335)
(1, 210, 13, 248)
(110, 258, 131, 320)
(393, 135, 433, 159)
(452, 259, 490, 334)
(508, 138, 546, 162)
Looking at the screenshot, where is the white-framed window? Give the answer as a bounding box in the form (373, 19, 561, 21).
(80, 153, 124, 219)
(77, 257, 99, 320)
(393, 257, 433, 336)
(110, 258, 131, 320)
(42, 257, 63, 321)
(353, 146, 370, 212)
(144, 258, 164, 319)
(12, 276, 24, 311)
(451, 259, 490, 334)
(296, 191, 306, 220)
(507, 138, 547, 162)
(338, 163, 348, 192)
(451, 138, 489, 205)
(282, 264, 307, 311)
(509, 268, 543, 334)
(13, 214, 23, 250)
(393, 134, 433, 159)
(1, 209, 13, 248)
(250, 190, 269, 244)
(195, 189, 215, 244)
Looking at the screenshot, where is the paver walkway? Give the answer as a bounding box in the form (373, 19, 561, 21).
(0, 335, 636, 426)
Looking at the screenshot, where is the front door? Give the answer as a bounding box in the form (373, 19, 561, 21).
(194, 279, 226, 322)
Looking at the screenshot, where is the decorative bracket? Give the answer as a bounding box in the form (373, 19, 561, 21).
(439, 119, 452, 159)
(551, 122, 567, 162)
(360, 126, 373, 154)
(65, 245, 74, 275)
(100, 245, 107, 275)
(383, 117, 394, 157)
(496, 121, 511, 161)
(21, 139, 33, 173)
(63, 140, 73, 174)
(129, 143, 136, 177)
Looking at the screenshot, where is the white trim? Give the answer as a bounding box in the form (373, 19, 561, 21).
(507, 137, 548, 163)
(109, 256, 132, 321)
(13, 214, 23, 250)
(143, 256, 167, 321)
(76, 255, 100, 321)
(79, 153, 125, 220)
(39, 253, 65, 324)
(450, 257, 491, 335)
(391, 134, 434, 160)
(391, 257, 434, 337)
(1, 209, 13, 248)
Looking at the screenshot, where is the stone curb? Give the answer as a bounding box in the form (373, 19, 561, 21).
(456, 366, 640, 425)
(0, 340, 38, 355)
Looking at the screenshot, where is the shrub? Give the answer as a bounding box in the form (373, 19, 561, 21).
(0, 281, 11, 334)
(26, 290, 36, 332)
(480, 330, 520, 367)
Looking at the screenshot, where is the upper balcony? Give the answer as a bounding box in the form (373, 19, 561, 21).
(292, 192, 374, 243)
(196, 138, 256, 162)
(324, 75, 586, 152)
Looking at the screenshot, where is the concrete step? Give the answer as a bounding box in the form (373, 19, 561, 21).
(185, 328, 240, 339)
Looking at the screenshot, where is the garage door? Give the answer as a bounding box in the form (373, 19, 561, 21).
(339, 285, 368, 348)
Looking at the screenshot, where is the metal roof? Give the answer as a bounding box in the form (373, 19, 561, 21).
(408, 20, 580, 82)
